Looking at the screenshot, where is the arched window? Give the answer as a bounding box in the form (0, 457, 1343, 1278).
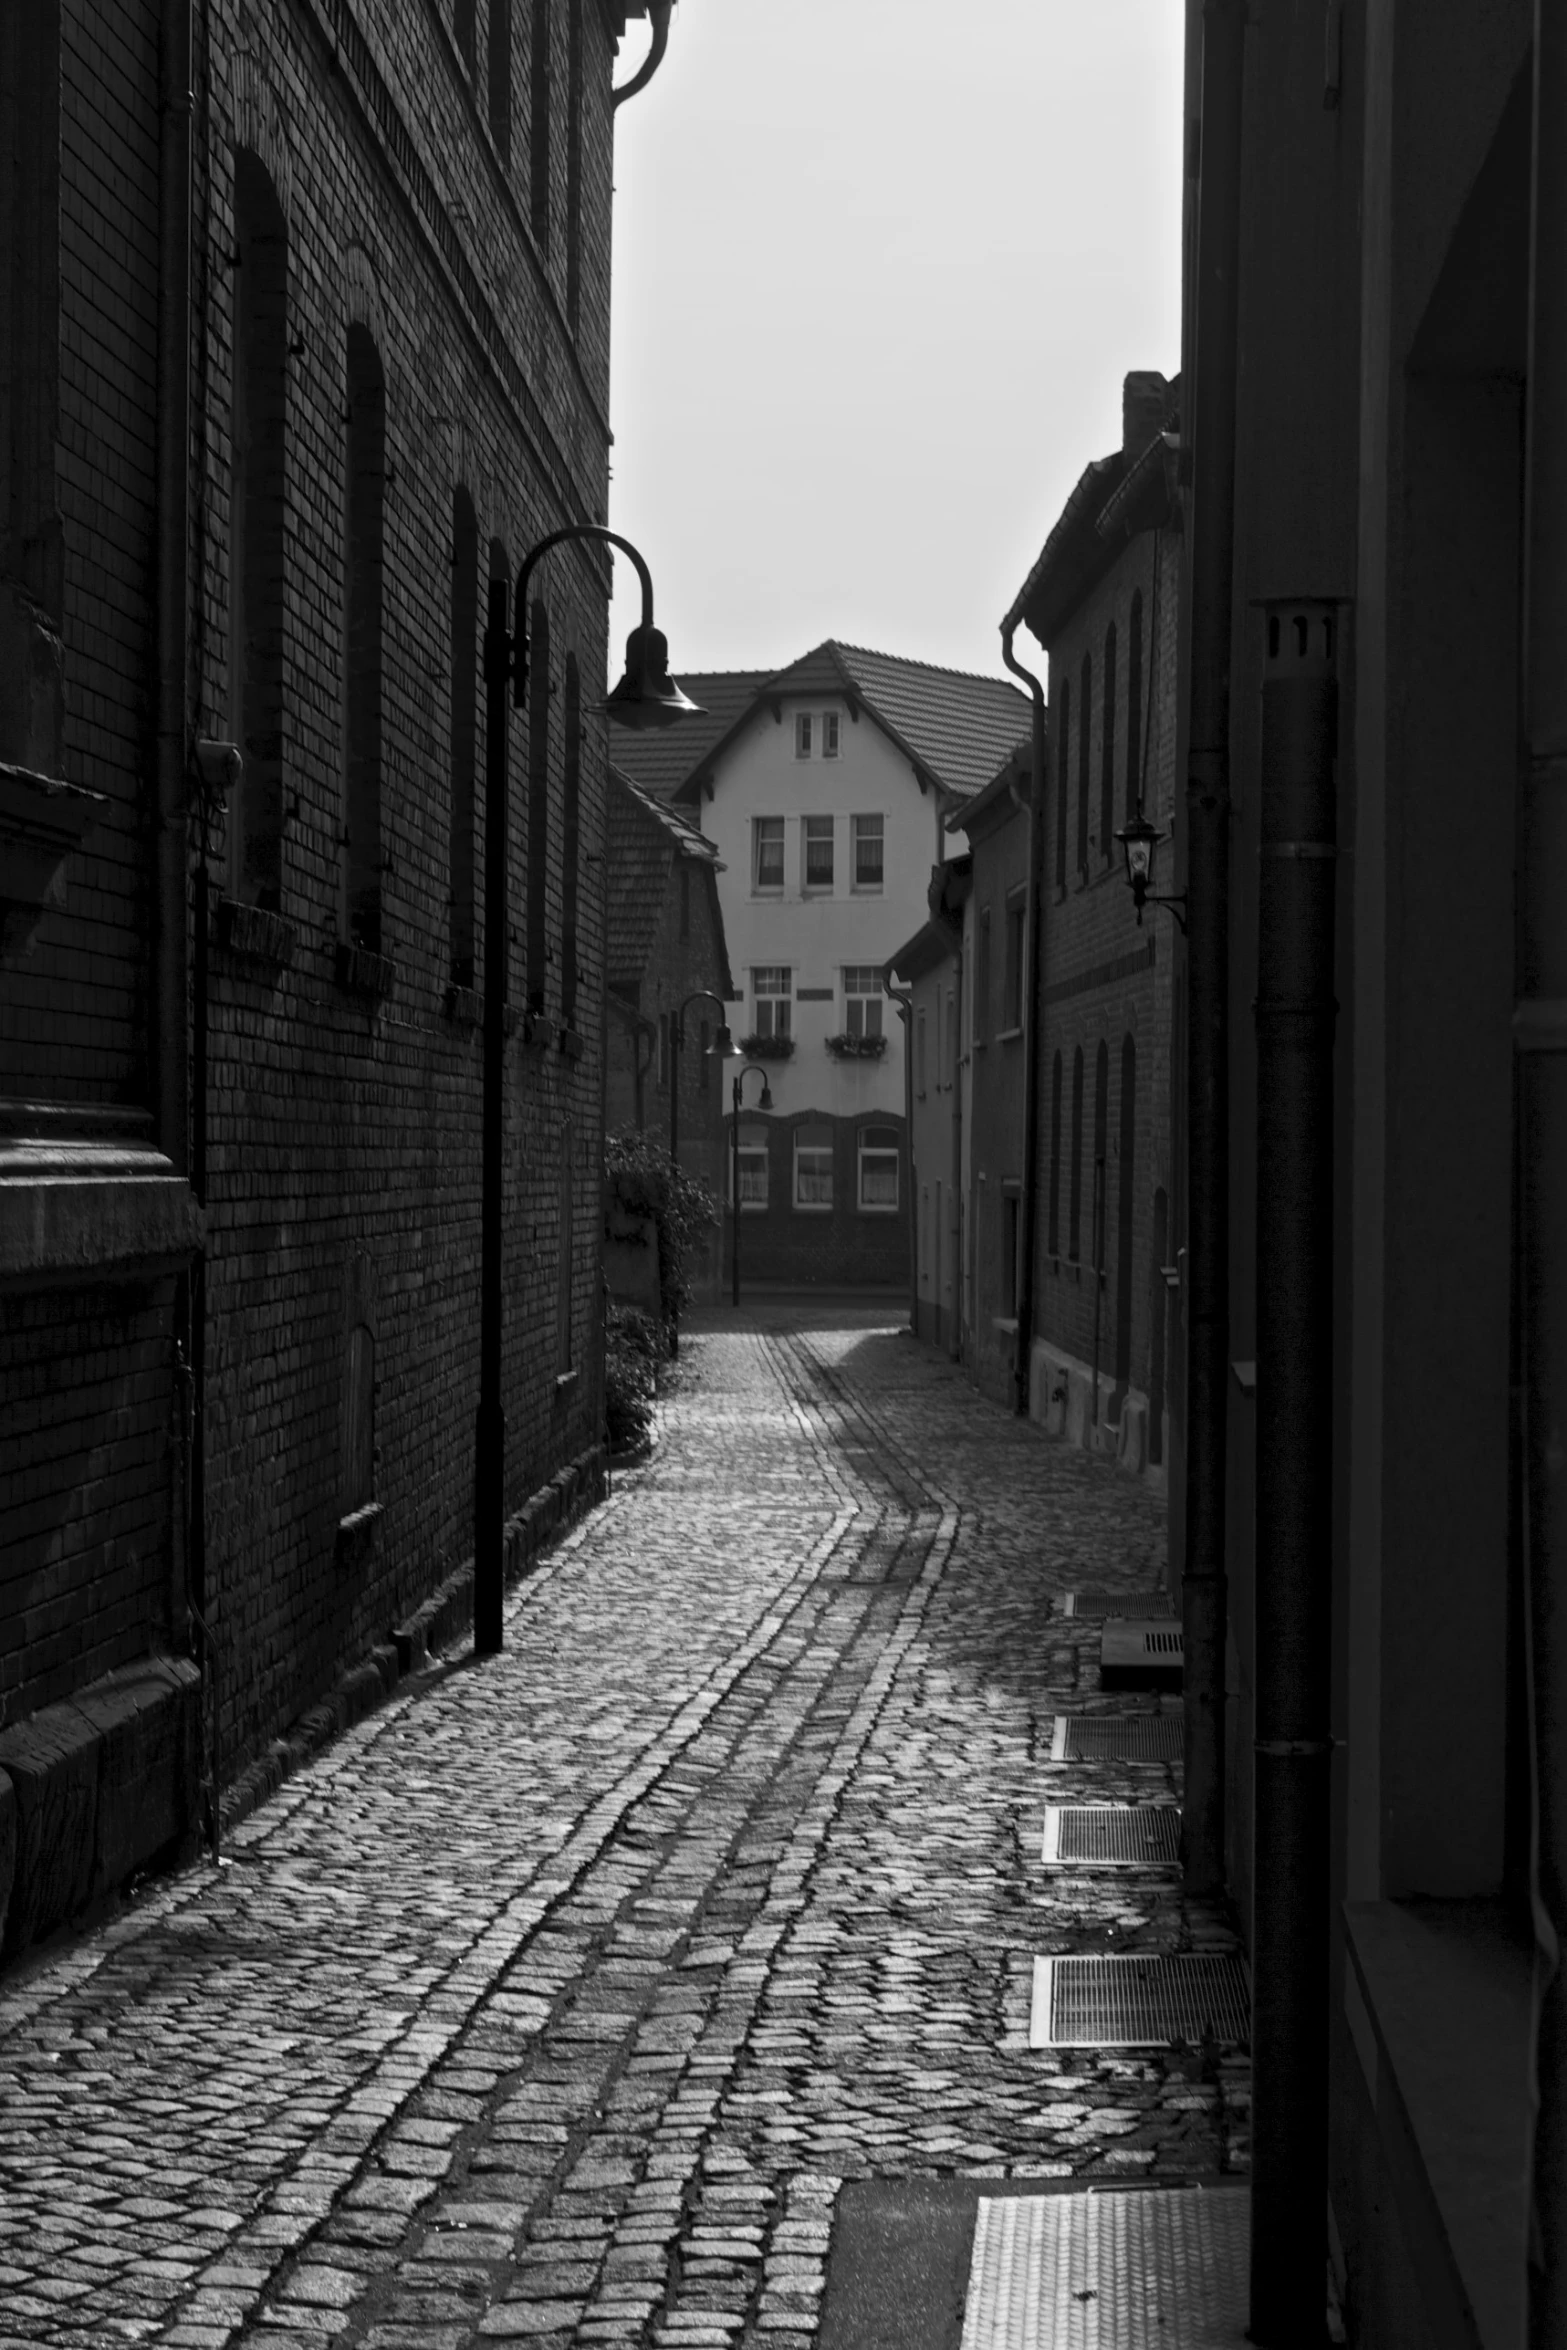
(859, 1126, 900, 1212)
(229, 151, 288, 911)
(1100, 621, 1117, 864)
(1126, 589, 1144, 824)
(489, 0, 512, 160)
(557, 1118, 575, 1372)
(733, 1121, 769, 1209)
(1112, 1034, 1136, 1414)
(561, 652, 581, 1029)
(565, 0, 584, 331)
(1055, 678, 1070, 888)
(1068, 1046, 1085, 1260)
(794, 1123, 834, 1209)
(1077, 651, 1092, 875)
(449, 488, 479, 985)
(1093, 1039, 1110, 1280)
(530, 0, 552, 248)
(454, 0, 476, 70)
(342, 1323, 374, 1513)
(343, 324, 386, 951)
(525, 599, 551, 1014)
(1047, 1050, 1063, 1256)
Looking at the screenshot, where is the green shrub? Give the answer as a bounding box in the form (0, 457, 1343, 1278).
(604, 1129, 718, 1333)
(605, 1302, 659, 1455)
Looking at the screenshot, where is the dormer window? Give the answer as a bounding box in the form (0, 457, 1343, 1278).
(795, 712, 813, 759)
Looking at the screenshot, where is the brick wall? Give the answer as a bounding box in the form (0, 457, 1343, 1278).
(727, 1111, 909, 1289)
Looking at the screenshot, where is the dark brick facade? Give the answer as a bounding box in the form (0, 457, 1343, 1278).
(727, 1111, 909, 1291)
(1, 1, 646, 1855)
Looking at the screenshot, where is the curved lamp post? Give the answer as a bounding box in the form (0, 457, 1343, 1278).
(476, 526, 701, 1657)
(729, 1062, 773, 1309)
(669, 991, 735, 1167)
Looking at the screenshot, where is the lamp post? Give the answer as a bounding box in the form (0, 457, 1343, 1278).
(1114, 805, 1189, 933)
(475, 526, 701, 1658)
(669, 992, 734, 1167)
(729, 1062, 773, 1309)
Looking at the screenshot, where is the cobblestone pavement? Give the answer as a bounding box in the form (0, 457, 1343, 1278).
(0, 1307, 1247, 2349)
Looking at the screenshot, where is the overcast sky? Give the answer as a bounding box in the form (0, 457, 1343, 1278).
(604, 0, 1184, 690)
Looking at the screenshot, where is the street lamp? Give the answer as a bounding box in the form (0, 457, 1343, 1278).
(476, 526, 701, 1657)
(729, 1062, 773, 1309)
(669, 991, 735, 1167)
(1114, 804, 1188, 932)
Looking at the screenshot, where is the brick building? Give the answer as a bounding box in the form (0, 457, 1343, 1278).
(613, 642, 1029, 1291)
(603, 763, 732, 1295)
(0, 0, 658, 1947)
(1005, 372, 1182, 1481)
(886, 863, 965, 1356)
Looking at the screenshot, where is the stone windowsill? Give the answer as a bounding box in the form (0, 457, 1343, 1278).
(0, 1103, 202, 1282)
(1342, 1897, 1530, 2350)
(214, 898, 299, 970)
(559, 1026, 585, 1061)
(335, 943, 398, 1002)
(336, 1500, 383, 1569)
(554, 1368, 579, 1395)
(996, 1024, 1024, 1044)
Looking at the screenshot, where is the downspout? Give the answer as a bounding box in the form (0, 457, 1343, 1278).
(1001, 624, 1048, 1418)
(1179, 0, 1247, 1901)
(1520, 5, 1567, 2335)
(611, 1, 671, 108)
(883, 968, 916, 1336)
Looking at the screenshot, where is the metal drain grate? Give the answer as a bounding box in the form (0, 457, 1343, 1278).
(959, 2188, 1250, 2348)
(1051, 1711, 1185, 1762)
(1042, 1805, 1181, 1867)
(1100, 1620, 1185, 1691)
(1058, 1589, 1168, 1619)
(1030, 1954, 1250, 2048)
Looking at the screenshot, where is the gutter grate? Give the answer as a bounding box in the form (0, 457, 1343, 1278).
(1100, 1619, 1184, 1692)
(1042, 1805, 1181, 1867)
(1030, 1954, 1250, 2048)
(959, 2187, 1250, 2348)
(1058, 1589, 1168, 1619)
(1051, 1711, 1184, 1762)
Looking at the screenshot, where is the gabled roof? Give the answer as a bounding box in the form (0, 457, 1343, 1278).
(1004, 370, 1180, 654)
(609, 640, 1031, 812)
(947, 736, 1035, 840)
(604, 765, 731, 1000)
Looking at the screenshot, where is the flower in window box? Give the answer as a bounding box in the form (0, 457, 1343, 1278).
(738, 1032, 795, 1060)
(824, 1031, 888, 1060)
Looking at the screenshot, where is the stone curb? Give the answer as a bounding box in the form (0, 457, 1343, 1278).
(218, 1444, 606, 1839)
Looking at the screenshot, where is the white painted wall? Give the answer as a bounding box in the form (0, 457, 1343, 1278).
(694, 695, 946, 1123)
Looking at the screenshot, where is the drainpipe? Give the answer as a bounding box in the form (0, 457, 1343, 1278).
(1179, 0, 1247, 1901)
(883, 969, 916, 1335)
(1521, 4, 1567, 2334)
(1247, 601, 1339, 2344)
(1001, 625, 1048, 1418)
(611, 1, 671, 108)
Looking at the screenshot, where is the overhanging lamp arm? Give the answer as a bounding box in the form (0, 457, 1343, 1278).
(512, 524, 655, 708)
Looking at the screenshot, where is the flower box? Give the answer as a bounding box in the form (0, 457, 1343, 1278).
(738, 1033, 795, 1061)
(824, 1031, 888, 1060)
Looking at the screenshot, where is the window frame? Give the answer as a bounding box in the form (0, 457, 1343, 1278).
(858, 1126, 900, 1213)
(793, 1123, 835, 1212)
(822, 709, 841, 759)
(794, 711, 813, 759)
(803, 812, 835, 892)
(851, 811, 885, 894)
(843, 964, 884, 1039)
(1003, 887, 1026, 1031)
(732, 1120, 770, 1211)
(752, 965, 792, 1040)
(753, 815, 785, 894)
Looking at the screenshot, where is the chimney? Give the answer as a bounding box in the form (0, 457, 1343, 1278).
(1122, 370, 1168, 458)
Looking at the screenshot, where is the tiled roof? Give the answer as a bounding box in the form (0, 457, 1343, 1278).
(606, 671, 773, 801)
(611, 642, 1030, 809)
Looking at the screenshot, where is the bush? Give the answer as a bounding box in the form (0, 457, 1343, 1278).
(604, 1129, 718, 1332)
(605, 1302, 660, 1455)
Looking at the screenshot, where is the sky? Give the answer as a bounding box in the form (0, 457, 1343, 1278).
(605, 0, 1185, 690)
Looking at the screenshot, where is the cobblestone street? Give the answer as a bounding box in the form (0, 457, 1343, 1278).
(0, 1309, 1246, 2350)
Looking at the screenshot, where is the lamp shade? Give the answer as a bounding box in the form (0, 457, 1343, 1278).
(708, 1023, 736, 1059)
(602, 624, 705, 731)
(1115, 806, 1160, 897)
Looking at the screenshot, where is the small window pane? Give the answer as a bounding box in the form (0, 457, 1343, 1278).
(794, 1123, 833, 1208)
(859, 1127, 899, 1211)
(822, 711, 840, 758)
(754, 817, 784, 889)
(852, 813, 884, 890)
(804, 814, 834, 889)
(795, 712, 813, 758)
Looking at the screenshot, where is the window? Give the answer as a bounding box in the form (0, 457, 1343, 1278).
(1127, 590, 1144, 825)
(343, 324, 386, 951)
(343, 1324, 375, 1513)
(753, 816, 784, 892)
(526, 599, 551, 1012)
(557, 1119, 575, 1373)
(561, 653, 581, 1026)
(229, 151, 288, 913)
(733, 1121, 769, 1209)
(752, 966, 791, 1039)
(490, 0, 513, 160)
(1077, 651, 1092, 875)
(794, 1123, 834, 1209)
(1056, 678, 1071, 888)
(822, 710, 841, 759)
(843, 966, 883, 1039)
(859, 1126, 899, 1211)
(976, 908, 992, 1041)
(1068, 1045, 1085, 1260)
(1093, 1039, 1110, 1274)
(1101, 621, 1118, 864)
(1048, 1051, 1063, 1255)
(530, 0, 551, 243)
(852, 813, 884, 891)
(448, 490, 479, 983)
(804, 813, 834, 890)
(1003, 888, 1026, 1029)
(795, 711, 813, 758)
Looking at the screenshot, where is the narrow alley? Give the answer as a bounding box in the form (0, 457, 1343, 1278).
(0, 1311, 1244, 2349)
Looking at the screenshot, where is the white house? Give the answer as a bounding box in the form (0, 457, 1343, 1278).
(613, 641, 1028, 1288)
